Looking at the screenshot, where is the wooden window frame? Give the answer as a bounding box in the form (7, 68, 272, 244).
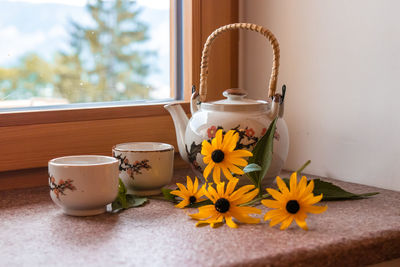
(0, 0, 239, 190)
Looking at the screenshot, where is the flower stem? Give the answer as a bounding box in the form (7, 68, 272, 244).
(296, 160, 311, 174)
(239, 193, 270, 207)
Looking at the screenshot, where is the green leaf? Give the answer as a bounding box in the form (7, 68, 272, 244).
(247, 118, 278, 186)
(126, 195, 148, 207)
(282, 178, 379, 201)
(118, 179, 128, 208)
(111, 200, 123, 212)
(111, 179, 148, 212)
(185, 199, 213, 208)
(161, 188, 177, 203)
(312, 179, 379, 201)
(243, 163, 262, 173)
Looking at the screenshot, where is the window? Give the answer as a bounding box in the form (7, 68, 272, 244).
(0, 0, 239, 190)
(0, 0, 174, 109)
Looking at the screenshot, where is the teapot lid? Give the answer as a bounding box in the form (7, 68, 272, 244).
(201, 88, 269, 112)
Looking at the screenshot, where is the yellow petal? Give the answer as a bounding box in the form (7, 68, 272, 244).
(289, 172, 298, 194)
(202, 185, 215, 202)
(280, 216, 294, 230)
(213, 165, 221, 184)
(215, 129, 223, 148)
(231, 211, 260, 224)
(196, 213, 222, 227)
(299, 179, 314, 200)
(304, 194, 323, 205)
(222, 130, 237, 151)
(203, 155, 211, 164)
(176, 183, 188, 194)
(190, 205, 216, 220)
(226, 163, 244, 175)
(266, 188, 285, 202)
(170, 190, 187, 199)
(229, 184, 255, 202)
(203, 161, 214, 180)
(207, 185, 220, 202)
(268, 213, 289, 227)
(225, 156, 248, 167)
(194, 190, 205, 199)
(175, 199, 189, 209)
(305, 205, 327, 214)
(195, 221, 210, 227)
(232, 188, 259, 205)
(193, 177, 199, 194)
(295, 217, 308, 230)
(225, 178, 237, 196)
(196, 214, 223, 228)
(296, 176, 308, 197)
(261, 199, 282, 209)
(216, 182, 225, 196)
(221, 166, 234, 181)
(229, 149, 253, 158)
(186, 176, 193, 192)
(210, 214, 224, 228)
(263, 209, 285, 221)
(201, 140, 212, 156)
(225, 216, 238, 228)
(294, 210, 308, 221)
(276, 176, 289, 195)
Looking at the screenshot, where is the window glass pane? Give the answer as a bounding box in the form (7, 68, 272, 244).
(0, 0, 170, 108)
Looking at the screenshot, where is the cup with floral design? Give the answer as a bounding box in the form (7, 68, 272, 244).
(48, 155, 119, 216)
(112, 142, 174, 196)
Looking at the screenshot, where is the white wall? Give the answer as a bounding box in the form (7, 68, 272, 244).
(239, 0, 400, 190)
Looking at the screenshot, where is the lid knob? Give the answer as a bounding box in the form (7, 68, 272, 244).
(222, 88, 248, 101)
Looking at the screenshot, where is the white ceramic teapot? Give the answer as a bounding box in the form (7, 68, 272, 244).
(165, 23, 289, 182)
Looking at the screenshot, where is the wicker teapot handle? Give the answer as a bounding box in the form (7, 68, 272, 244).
(198, 23, 280, 102)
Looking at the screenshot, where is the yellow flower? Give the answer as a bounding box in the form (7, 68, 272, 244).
(201, 129, 253, 183)
(190, 178, 261, 228)
(262, 172, 327, 230)
(170, 176, 205, 208)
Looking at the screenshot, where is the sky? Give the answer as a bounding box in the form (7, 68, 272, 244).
(0, 0, 170, 99)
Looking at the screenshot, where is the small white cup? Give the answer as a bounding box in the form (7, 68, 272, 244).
(48, 155, 119, 216)
(112, 142, 174, 196)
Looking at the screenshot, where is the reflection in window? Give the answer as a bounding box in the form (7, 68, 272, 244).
(0, 0, 170, 108)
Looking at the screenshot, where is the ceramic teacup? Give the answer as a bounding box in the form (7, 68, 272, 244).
(112, 142, 174, 196)
(48, 155, 119, 216)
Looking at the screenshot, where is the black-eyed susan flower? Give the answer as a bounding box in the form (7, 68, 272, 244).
(190, 178, 261, 228)
(201, 129, 253, 183)
(262, 172, 327, 230)
(170, 176, 205, 208)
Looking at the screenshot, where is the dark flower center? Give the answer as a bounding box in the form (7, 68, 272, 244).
(215, 198, 230, 213)
(211, 149, 225, 163)
(286, 200, 300, 214)
(189, 196, 197, 204)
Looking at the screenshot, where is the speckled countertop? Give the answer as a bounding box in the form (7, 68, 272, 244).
(1, 169, 400, 267)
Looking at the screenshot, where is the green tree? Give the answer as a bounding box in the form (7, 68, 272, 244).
(55, 0, 154, 102)
(0, 54, 54, 100)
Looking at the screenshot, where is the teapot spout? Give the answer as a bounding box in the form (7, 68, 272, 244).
(164, 103, 189, 162)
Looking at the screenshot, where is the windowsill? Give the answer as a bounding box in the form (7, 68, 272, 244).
(1, 169, 399, 266)
(0, 100, 189, 127)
